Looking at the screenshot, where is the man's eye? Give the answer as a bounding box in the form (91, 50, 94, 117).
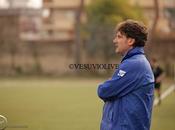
(117, 35, 121, 38)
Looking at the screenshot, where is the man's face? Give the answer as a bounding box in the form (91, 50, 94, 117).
(150, 60, 157, 68)
(113, 31, 134, 55)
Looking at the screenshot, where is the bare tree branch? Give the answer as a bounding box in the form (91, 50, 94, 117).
(74, 0, 84, 65)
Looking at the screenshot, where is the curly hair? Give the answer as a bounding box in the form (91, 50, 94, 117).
(116, 19, 148, 47)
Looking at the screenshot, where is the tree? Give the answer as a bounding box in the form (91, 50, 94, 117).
(151, 0, 159, 36)
(74, 0, 84, 73)
(84, 0, 145, 62)
(0, 14, 19, 73)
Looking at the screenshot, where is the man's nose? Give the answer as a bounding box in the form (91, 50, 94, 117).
(113, 37, 117, 43)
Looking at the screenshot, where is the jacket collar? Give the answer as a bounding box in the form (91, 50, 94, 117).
(121, 47, 144, 62)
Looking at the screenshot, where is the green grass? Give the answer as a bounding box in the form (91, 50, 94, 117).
(0, 77, 174, 130)
(151, 92, 175, 130)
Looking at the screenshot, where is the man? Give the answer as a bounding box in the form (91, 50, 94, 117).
(97, 20, 155, 130)
(151, 58, 164, 105)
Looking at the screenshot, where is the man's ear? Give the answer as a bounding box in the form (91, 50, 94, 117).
(128, 38, 135, 46)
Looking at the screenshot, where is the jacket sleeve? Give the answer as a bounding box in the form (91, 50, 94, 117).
(97, 60, 143, 101)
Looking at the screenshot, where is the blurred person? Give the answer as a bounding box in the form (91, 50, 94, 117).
(97, 20, 154, 130)
(150, 58, 164, 105)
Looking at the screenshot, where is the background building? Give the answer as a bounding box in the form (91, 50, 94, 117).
(42, 0, 90, 43)
(7, 0, 29, 8)
(42, 0, 175, 43)
(130, 0, 175, 33)
(0, 0, 174, 75)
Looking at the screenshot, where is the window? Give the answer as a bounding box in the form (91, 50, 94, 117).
(43, 0, 53, 3)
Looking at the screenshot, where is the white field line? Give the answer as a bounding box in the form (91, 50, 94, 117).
(154, 84, 175, 106)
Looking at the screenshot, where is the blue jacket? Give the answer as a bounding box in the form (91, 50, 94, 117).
(98, 47, 154, 130)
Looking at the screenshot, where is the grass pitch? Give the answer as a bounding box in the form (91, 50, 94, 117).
(0, 77, 174, 130)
